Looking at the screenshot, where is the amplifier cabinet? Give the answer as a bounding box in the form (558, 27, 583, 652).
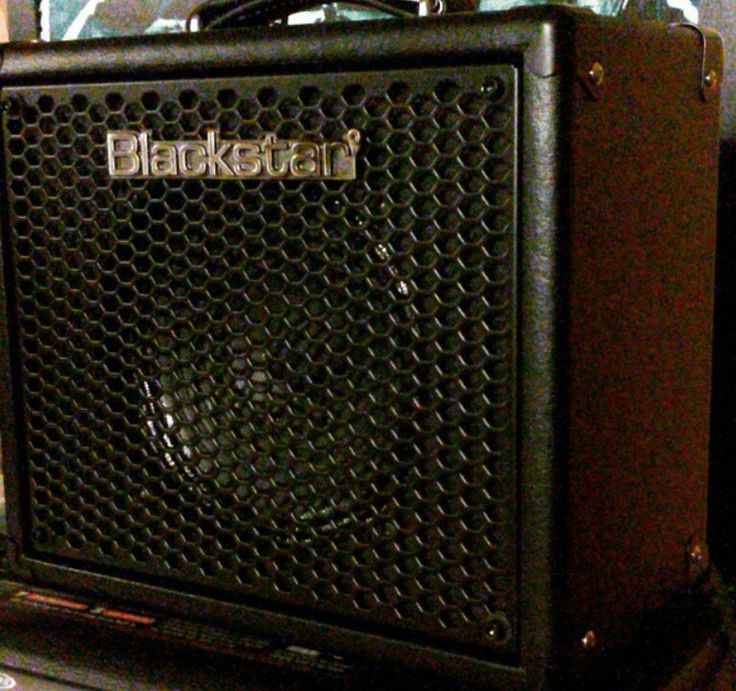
(0, 8, 722, 688)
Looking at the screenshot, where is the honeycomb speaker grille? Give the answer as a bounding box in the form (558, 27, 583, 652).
(2, 66, 519, 654)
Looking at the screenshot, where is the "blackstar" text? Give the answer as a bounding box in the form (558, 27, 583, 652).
(106, 129, 360, 180)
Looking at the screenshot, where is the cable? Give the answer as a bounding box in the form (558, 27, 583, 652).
(186, 0, 243, 31)
(186, 0, 421, 31)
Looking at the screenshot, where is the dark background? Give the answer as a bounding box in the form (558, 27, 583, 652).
(696, 0, 736, 578)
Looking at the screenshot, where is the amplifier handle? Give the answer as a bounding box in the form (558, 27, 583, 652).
(186, 0, 473, 30)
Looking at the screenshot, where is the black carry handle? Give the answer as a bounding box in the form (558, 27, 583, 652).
(186, 0, 476, 30)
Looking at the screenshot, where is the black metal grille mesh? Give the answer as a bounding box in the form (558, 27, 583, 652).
(2, 66, 518, 654)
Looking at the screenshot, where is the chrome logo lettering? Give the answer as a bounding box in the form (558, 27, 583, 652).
(107, 129, 361, 180)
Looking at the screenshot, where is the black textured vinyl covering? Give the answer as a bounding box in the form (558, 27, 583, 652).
(2, 66, 519, 656)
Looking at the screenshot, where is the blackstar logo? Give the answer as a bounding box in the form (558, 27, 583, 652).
(107, 129, 361, 180)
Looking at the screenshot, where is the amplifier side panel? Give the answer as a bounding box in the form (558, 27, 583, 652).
(565, 18, 722, 656)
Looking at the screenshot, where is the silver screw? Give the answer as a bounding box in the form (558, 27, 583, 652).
(689, 542, 704, 563)
(688, 540, 708, 570)
(487, 622, 501, 640)
(481, 78, 501, 99)
(581, 630, 597, 652)
(686, 538, 709, 586)
(587, 63, 605, 88)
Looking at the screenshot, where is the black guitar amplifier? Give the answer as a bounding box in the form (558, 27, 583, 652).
(0, 7, 722, 688)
